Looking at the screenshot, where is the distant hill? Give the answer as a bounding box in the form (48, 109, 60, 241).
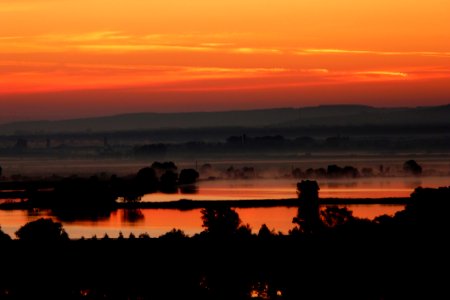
(274, 104, 450, 127)
(0, 104, 449, 134)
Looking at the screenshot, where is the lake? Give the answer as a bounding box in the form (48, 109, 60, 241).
(0, 156, 448, 239)
(140, 176, 450, 201)
(0, 204, 404, 239)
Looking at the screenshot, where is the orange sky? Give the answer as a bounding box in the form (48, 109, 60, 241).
(1, 0, 450, 121)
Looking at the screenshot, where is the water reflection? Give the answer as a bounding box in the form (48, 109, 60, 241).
(140, 177, 449, 201)
(51, 207, 113, 222)
(179, 184, 199, 194)
(122, 209, 145, 223)
(0, 205, 405, 239)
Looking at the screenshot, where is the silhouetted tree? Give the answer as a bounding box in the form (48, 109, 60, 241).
(151, 161, 177, 177)
(135, 167, 159, 195)
(258, 224, 276, 239)
(159, 170, 178, 193)
(179, 169, 199, 185)
(0, 226, 11, 242)
(343, 166, 360, 178)
(402, 186, 450, 230)
(321, 206, 355, 228)
(403, 160, 422, 176)
(327, 165, 343, 178)
(201, 207, 242, 238)
(15, 218, 69, 241)
(159, 228, 189, 240)
(138, 232, 151, 239)
(236, 223, 253, 239)
(293, 180, 323, 233)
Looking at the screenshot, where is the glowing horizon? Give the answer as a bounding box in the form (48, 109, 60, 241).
(1, 0, 450, 121)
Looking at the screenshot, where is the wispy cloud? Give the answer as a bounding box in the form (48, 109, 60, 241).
(297, 48, 450, 58)
(356, 71, 408, 78)
(231, 47, 282, 54)
(41, 31, 132, 42)
(0, 31, 284, 55)
(77, 44, 214, 53)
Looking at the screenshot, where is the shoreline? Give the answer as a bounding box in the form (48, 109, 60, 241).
(0, 197, 409, 211)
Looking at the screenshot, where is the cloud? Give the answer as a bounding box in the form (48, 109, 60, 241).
(43, 31, 132, 42)
(76, 44, 214, 53)
(356, 71, 408, 78)
(0, 31, 285, 55)
(296, 48, 450, 58)
(231, 47, 282, 54)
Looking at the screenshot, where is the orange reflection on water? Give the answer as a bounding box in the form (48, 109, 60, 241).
(237, 205, 404, 233)
(139, 177, 445, 201)
(142, 187, 412, 201)
(64, 209, 203, 238)
(237, 207, 297, 233)
(0, 204, 404, 239)
(320, 188, 412, 198)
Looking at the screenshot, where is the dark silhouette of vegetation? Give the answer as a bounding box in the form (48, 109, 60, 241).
(400, 186, 450, 231)
(200, 206, 251, 239)
(225, 165, 257, 179)
(122, 208, 145, 223)
(293, 164, 363, 179)
(159, 170, 178, 193)
(151, 161, 177, 176)
(293, 180, 322, 233)
(138, 232, 151, 239)
(159, 228, 189, 240)
(15, 218, 69, 241)
(403, 159, 422, 176)
(0, 226, 11, 242)
(327, 164, 359, 178)
(178, 168, 199, 185)
(135, 167, 159, 195)
(257, 224, 277, 239)
(1, 185, 449, 299)
(320, 206, 355, 228)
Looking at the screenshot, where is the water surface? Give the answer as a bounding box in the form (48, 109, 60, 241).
(0, 205, 404, 239)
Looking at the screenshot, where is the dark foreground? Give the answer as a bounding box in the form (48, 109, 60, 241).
(1, 185, 449, 299)
(0, 234, 448, 300)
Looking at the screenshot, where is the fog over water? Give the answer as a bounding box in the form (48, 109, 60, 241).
(0, 155, 448, 238)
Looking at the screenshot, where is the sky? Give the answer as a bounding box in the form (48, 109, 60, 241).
(1, 0, 450, 122)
